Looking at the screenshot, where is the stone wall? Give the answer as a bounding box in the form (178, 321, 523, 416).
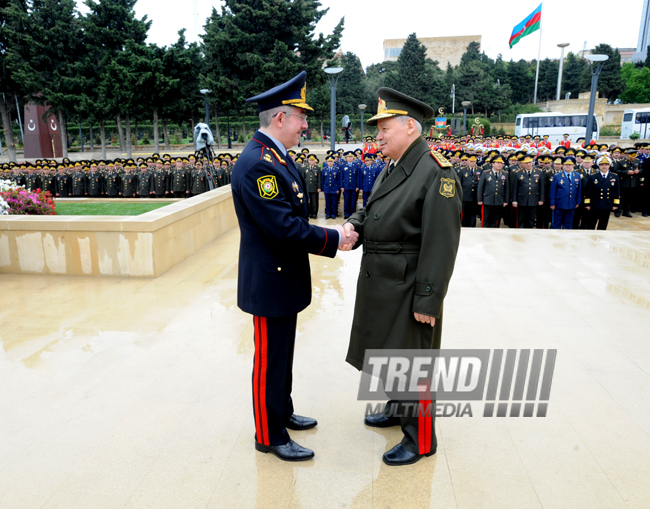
(0, 187, 237, 277)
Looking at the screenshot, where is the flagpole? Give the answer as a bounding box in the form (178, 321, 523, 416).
(533, 2, 543, 104)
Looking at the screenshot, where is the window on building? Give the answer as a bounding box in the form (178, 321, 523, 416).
(388, 48, 402, 58)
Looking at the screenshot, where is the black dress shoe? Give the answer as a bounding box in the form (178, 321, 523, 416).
(286, 414, 317, 431)
(615, 212, 621, 217)
(624, 213, 633, 218)
(382, 443, 436, 466)
(255, 440, 314, 461)
(364, 412, 400, 428)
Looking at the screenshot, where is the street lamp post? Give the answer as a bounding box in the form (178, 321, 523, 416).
(451, 84, 455, 114)
(324, 67, 343, 152)
(200, 89, 211, 125)
(227, 110, 232, 149)
(556, 43, 570, 101)
(461, 101, 471, 136)
(584, 54, 609, 144)
(358, 104, 366, 141)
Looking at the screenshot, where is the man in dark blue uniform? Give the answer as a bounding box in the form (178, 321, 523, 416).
(320, 155, 341, 219)
(360, 153, 378, 207)
(341, 151, 361, 218)
(584, 155, 620, 230)
(231, 72, 357, 462)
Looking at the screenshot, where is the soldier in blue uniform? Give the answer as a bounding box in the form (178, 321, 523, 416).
(341, 151, 361, 218)
(231, 71, 357, 462)
(360, 153, 378, 207)
(320, 155, 341, 219)
(550, 156, 581, 229)
(584, 155, 620, 230)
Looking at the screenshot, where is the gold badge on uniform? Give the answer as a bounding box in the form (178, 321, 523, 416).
(257, 175, 279, 199)
(263, 154, 273, 163)
(439, 177, 455, 198)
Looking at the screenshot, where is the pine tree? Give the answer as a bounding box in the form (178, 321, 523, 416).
(202, 0, 343, 122)
(162, 30, 203, 148)
(507, 59, 534, 104)
(331, 52, 365, 115)
(562, 52, 587, 99)
(0, 0, 28, 161)
(6, 0, 85, 158)
(81, 0, 152, 158)
(385, 33, 433, 104)
(590, 44, 624, 100)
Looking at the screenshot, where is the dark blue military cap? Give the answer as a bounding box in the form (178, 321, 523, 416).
(562, 156, 576, 165)
(246, 71, 313, 112)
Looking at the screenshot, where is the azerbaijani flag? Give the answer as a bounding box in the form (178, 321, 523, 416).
(509, 4, 542, 49)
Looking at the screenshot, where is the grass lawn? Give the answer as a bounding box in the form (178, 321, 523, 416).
(55, 202, 171, 216)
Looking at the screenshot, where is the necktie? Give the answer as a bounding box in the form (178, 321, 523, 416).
(387, 163, 395, 175)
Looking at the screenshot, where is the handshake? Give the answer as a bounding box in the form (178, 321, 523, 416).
(331, 224, 358, 251)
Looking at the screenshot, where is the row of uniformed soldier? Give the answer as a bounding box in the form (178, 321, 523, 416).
(288, 150, 386, 220)
(436, 142, 639, 231)
(1, 152, 239, 199)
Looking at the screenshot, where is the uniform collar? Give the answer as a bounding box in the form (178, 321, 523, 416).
(257, 129, 287, 157)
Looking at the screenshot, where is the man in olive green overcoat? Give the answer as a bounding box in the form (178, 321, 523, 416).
(342, 88, 462, 466)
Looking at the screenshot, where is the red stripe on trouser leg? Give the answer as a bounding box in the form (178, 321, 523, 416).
(418, 381, 431, 455)
(481, 205, 484, 228)
(253, 316, 263, 444)
(260, 317, 270, 445)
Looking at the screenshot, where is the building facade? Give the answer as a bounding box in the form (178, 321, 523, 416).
(383, 35, 481, 68)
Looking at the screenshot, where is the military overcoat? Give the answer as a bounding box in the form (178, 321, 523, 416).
(345, 137, 462, 371)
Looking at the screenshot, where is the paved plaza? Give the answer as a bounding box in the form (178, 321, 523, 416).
(1, 223, 650, 508)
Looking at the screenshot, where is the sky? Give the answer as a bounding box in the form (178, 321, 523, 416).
(78, 0, 645, 69)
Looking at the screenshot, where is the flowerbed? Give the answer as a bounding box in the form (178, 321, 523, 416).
(0, 179, 56, 215)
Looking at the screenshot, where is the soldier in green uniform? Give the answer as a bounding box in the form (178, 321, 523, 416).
(151, 160, 169, 198)
(614, 147, 639, 217)
(343, 87, 461, 467)
(136, 162, 153, 198)
(477, 154, 509, 228)
(26, 166, 40, 192)
(512, 154, 544, 228)
(303, 154, 321, 218)
(120, 164, 139, 197)
(190, 160, 208, 196)
(214, 160, 227, 188)
(71, 164, 86, 197)
(85, 162, 104, 197)
(55, 165, 72, 197)
(170, 159, 190, 198)
(459, 154, 482, 227)
(105, 163, 121, 198)
(41, 167, 57, 196)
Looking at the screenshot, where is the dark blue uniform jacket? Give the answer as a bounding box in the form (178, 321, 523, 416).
(231, 131, 339, 317)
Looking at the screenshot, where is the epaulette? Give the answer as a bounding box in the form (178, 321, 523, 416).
(269, 148, 287, 166)
(430, 148, 452, 168)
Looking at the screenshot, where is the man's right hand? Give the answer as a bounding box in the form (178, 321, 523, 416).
(334, 223, 358, 251)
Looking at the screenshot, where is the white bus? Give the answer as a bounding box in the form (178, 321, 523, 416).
(620, 107, 650, 140)
(514, 112, 599, 144)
